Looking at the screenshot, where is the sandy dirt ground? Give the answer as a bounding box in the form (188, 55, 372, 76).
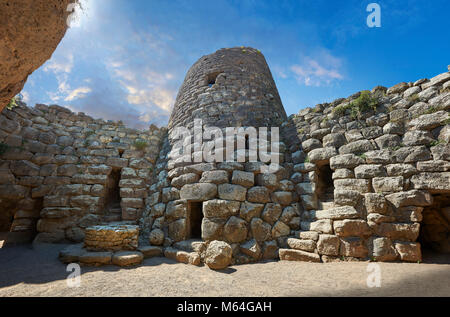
(0, 243, 449, 297)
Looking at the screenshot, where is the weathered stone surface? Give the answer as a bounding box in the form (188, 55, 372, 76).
(301, 219, 333, 234)
(334, 179, 370, 193)
(410, 172, 450, 192)
(250, 218, 272, 242)
(138, 246, 163, 258)
(201, 218, 225, 241)
(279, 249, 321, 262)
(112, 251, 144, 267)
(372, 176, 404, 193)
(203, 199, 240, 218)
(231, 170, 254, 187)
(171, 173, 200, 188)
(149, 228, 165, 246)
(79, 252, 113, 266)
(339, 140, 374, 155)
(315, 206, 360, 220)
(247, 186, 271, 203)
(339, 237, 368, 258)
(240, 202, 264, 222)
(262, 203, 282, 225)
(218, 184, 247, 201)
(317, 234, 340, 256)
(0, 0, 73, 111)
(375, 222, 420, 241)
(204, 240, 232, 270)
(385, 190, 433, 208)
(272, 221, 291, 238)
(224, 216, 248, 243)
(334, 219, 371, 237)
(395, 242, 422, 262)
(308, 147, 337, 164)
(180, 183, 217, 201)
(287, 238, 316, 252)
(371, 237, 397, 261)
(240, 239, 261, 260)
(354, 165, 386, 179)
(199, 170, 229, 184)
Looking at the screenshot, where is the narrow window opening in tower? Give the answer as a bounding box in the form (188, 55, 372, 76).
(317, 163, 334, 202)
(419, 193, 450, 261)
(104, 169, 122, 222)
(206, 72, 222, 87)
(188, 201, 203, 239)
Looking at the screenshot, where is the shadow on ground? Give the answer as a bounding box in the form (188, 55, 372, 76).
(0, 243, 449, 296)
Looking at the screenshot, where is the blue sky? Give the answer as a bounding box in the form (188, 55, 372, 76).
(21, 0, 450, 129)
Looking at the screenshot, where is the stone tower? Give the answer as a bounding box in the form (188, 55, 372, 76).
(168, 47, 287, 131)
(141, 47, 300, 266)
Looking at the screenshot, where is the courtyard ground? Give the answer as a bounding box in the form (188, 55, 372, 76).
(0, 243, 449, 297)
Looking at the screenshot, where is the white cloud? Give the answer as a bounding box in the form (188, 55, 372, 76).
(127, 88, 175, 112)
(290, 51, 344, 87)
(21, 91, 30, 103)
(64, 87, 92, 101)
(44, 53, 74, 74)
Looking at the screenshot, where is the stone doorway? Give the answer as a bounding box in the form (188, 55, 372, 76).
(187, 201, 203, 239)
(419, 193, 450, 256)
(104, 169, 122, 222)
(316, 163, 334, 202)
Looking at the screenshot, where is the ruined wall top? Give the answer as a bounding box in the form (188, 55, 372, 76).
(168, 47, 287, 131)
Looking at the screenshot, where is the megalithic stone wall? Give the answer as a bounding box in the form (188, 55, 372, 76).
(0, 102, 164, 244)
(280, 69, 450, 262)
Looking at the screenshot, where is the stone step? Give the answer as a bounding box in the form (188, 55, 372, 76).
(164, 247, 201, 266)
(279, 248, 321, 262)
(102, 215, 122, 222)
(318, 201, 335, 210)
(173, 239, 206, 253)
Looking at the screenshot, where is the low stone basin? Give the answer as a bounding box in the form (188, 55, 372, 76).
(84, 224, 139, 251)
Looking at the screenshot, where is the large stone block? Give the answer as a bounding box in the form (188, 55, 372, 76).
(180, 183, 217, 201)
(279, 249, 321, 262)
(315, 206, 360, 220)
(317, 234, 340, 256)
(385, 190, 433, 208)
(218, 184, 247, 201)
(240, 202, 264, 222)
(375, 222, 420, 241)
(247, 186, 271, 203)
(333, 219, 371, 237)
(339, 237, 368, 258)
(204, 240, 232, 270)
(203, 199, 240, 218)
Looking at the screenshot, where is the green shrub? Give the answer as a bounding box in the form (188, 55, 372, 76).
(6, 94, 22, 110)
(133, 139, 148, 151)
(429, 140, 445, 147)
(333, 91, 379, 119)
(425, 106, 438, 114)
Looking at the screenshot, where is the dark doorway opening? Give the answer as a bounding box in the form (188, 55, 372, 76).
(419, 194, 450, 261)
(104, 169, 122, 222)
(188, 201, 203, 239)
(317, 163, 334, 202)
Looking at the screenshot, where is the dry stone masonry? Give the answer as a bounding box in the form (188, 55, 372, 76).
(1, 47, 449, 268)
